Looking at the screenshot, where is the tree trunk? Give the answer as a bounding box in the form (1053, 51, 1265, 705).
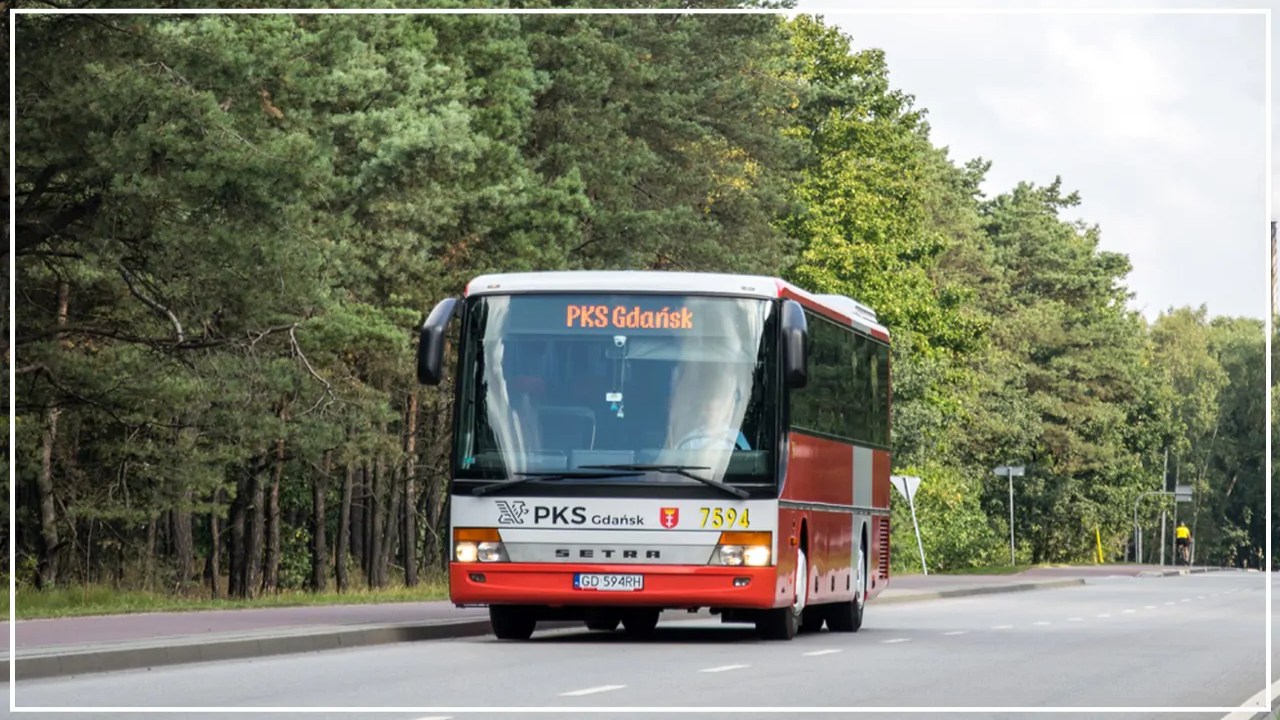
(403, 390, 419, 587)
(36, 404, 61, 589)
(262, 432, 285, 594)
(172, 497, 193, 587)
(228, 473, 247, 598)
(35, 280, 70, 589)
(245, 465, 265, 598)
(207, 489, 222, 598)
(353, 464, 366, 580)
(378, 459, 399, 586)
(144, 515, 158, 591)
(369, 459, 384, 589)
(337, 464, 353, 592)
(312, 451, 329, 592)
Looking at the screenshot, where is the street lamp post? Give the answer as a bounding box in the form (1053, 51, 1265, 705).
(993, 465, 1025, 565)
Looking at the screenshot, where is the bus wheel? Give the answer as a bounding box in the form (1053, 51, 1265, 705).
(758, 548, 806, 640)
(621, 609, 660, 636)
(490, 605, 536, 640)
(585, 611, 621, 632)
(828, 542, 866, 633)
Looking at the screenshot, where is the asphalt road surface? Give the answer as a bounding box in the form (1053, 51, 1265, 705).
(6, 571, 1273, 719)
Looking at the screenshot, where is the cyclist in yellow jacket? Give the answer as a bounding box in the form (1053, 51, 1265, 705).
(1175, 523, 1191, 564)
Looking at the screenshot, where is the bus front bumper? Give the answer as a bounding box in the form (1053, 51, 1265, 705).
(450, 562, 780, 609)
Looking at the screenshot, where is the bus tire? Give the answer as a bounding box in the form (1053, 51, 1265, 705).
(490, 605, 537, 640)
(621, 609, 660, 636)
(757, 548, 806, 640)
(828, 541, 866, 633)
(585, 611, 621, 632)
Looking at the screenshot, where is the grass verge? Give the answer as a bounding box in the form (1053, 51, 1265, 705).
(10, 579, 451, 620)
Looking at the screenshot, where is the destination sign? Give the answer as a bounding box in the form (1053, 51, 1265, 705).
(566, 304, 694, 330)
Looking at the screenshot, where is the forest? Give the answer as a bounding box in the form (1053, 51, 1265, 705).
(8, 3, 1271, 602)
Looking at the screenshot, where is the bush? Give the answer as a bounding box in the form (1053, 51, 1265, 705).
(889, 461, 1005, 573)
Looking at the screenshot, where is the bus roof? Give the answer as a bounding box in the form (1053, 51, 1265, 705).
(464, 270, 889, 339)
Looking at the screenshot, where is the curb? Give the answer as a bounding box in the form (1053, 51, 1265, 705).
(875, 578, 1086, 605)
(8, 618, 571, 682)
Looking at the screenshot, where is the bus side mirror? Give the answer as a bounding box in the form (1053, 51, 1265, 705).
(417, 297, 459, 385)
(781, 299, 808, 389)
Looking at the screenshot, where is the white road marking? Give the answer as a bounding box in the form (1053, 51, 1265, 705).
(1032, 620, 1050, 626)
(1180, 598, 1191, 602)
(701, 664, 749, 673)
(992, 624, 1013, 630)
(1164, 601, 1175, 605)
(559, 685, 626, 696)
(1096, 613, 1111, 618)
(1144, 605, 1156, 609)
(882, 638, 911, 644)
(943, 630, 967, 636)
(1218, 675, 1280, 720)
(804, 649, 842, 656)
(1122, 609, 1136, 614)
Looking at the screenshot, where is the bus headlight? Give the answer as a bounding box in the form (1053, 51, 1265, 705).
(476, 541, 506, 563)
(455, 542, 479, 563)
(714, 531, 772, 567)
(454, 528, 506, 563)
(743, 545, 771, 567)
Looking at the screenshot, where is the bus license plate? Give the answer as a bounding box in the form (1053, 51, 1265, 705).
(574, 573, 644, 591)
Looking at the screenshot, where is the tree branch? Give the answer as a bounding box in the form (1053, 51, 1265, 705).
(290, 324, 333, 417)
(117, 263, 186, 344)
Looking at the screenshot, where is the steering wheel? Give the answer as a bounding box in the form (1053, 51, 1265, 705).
(675, 429, 738, 450)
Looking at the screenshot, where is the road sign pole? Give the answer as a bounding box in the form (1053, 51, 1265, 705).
(905, 484, 927, 576)
(889, 475, 927, 575)
(993, 465, 1024, 566)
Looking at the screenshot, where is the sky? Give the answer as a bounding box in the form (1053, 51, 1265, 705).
(791, 0, 1269, 322)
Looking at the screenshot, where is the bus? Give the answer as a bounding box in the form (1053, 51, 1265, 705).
(416, 271, 891, 641)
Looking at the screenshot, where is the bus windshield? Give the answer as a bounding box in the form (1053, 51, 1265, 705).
(453, 293, 778, 486)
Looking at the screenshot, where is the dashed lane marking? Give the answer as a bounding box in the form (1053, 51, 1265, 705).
(882, 638, 910, 644)
(701, 664, 749, 673)
(804, 649, 842, 656)
(943, 631, 967, 636)
(992, 625, 1013, 630)
(559, 685, 626, 697)
(1096, 613, 1111, 618)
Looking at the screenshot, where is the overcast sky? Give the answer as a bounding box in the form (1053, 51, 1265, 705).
(791, 0, 1269, 322)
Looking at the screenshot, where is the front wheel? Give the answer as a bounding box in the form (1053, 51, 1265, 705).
(757, 548, 807, 640)
(490, 605, 537, 640)
(621, 609, 660, 636)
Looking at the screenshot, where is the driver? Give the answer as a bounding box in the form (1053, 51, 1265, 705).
(667, 361, 747, 450)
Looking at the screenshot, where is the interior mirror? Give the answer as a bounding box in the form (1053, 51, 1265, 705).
(781, 299, 808, 389)
(417, 297, 459, 385)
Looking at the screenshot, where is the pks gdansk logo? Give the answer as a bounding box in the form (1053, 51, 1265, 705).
(496, 500, 529, 525)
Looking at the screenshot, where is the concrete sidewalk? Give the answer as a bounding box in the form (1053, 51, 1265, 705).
(3, 563, 1225, 681)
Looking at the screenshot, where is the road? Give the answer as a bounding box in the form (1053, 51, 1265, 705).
(5, 571, 1272, 719)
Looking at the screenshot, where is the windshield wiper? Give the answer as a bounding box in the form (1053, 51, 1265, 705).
(578, 464, 750, 499)
(471, 470, 641, 496)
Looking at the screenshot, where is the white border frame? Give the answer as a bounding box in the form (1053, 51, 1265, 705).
(6, 4, 1272, 716)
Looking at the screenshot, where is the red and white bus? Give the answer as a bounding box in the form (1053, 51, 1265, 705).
(416, 271, 891, 640)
